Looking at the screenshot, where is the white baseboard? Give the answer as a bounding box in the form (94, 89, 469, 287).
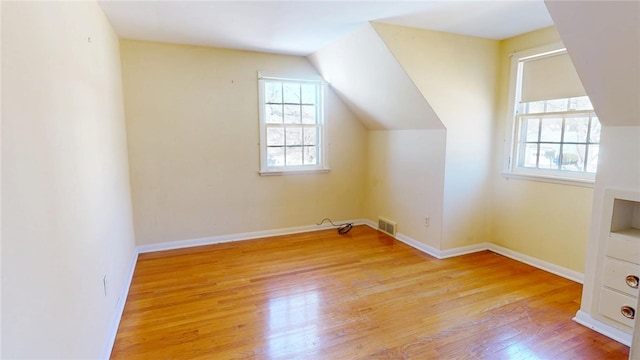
(573, 310, 632, 346)
(137, 218, 367, 254)
(102, 247, 138, 360)
(363, 221, 584, 284)
(394, 232, 490, 259)
(487, 243, 584, 284)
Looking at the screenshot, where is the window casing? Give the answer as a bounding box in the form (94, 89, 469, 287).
(504, 43, 600, 185)
(258, 74, 328, 175)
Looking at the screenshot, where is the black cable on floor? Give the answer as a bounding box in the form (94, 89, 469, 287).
(317, 218, 353, 235)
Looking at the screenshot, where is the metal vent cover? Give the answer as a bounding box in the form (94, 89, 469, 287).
(378, 217, 397, 236)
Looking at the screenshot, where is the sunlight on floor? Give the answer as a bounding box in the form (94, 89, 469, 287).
(267, 290, 321, 358)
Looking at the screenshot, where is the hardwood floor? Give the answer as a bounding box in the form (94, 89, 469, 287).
(111, 225, 630, 359)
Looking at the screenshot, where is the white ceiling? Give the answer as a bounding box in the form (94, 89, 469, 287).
(98, 1, 554, 56)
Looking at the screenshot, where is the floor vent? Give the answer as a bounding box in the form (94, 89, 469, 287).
(378, 217, 397, 236)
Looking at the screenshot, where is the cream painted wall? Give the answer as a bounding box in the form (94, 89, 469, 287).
(2, 2, 136, 358)
(365, 130, 446, 249)
(120, 40, 367, 245)
(373, 23, 499, 249)
(489, 27, 594, 274)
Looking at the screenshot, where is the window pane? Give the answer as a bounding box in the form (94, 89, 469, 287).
(267, 104, 283, 124)
(586, 144, 599, 173)
(286, 146, 303, 166)
(267, 127, 284, 146)
(540, 117, 562, 142)
(260, 78, 325, 172)
(546, 98, 568, 112)
(301, 105, 316, 124)
(285, 127, 302, 146)
(538, 144, 560, 169)
(522, 143, 539, 168)
(267, 147, 284, 166)
(560, 144, 584, 171)
(590, 117, 601, 143)
(283, 83, 300, 104)
(303, 127, 318, 145)
(522, 117, 540, 142)
(569, 96, 593, 111)
(301, 84, 317, 104)
(304, 146, 318, 165)
(524, 101, 545, 114)
(283, 104, 300, 124)
(265, 82, 282, 103)
(564, 115, 589, 143)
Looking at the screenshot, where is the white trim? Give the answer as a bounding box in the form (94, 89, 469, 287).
(258, 168, 330, 176)
(363, 222, 584, 284)
(488, 243, 584, 284)
(509, 41, 566, 60)
(395, 232, 490, 259)
(394, 232, 446, 258)
(257, 75, 328, 174)
(257, 71, 326, 84)
(502, 41, 598, 185)
(137, 219, 366, 254)
(501, 171, 595, 188)
(573, 310, 632, 346)
(102, 248, 138, 360)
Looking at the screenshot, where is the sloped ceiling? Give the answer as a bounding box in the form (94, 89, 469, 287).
(545, 1, 640, 126)
(308, 23, 443, 130)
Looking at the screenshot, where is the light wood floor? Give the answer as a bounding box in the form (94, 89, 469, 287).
(111, 225, 629, 359)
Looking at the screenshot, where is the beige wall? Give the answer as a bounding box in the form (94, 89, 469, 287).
(365, 130, 446, 249)
(490, 27, 594, 273)
(120, 40, 367, 245)
(1, 2, 136, 358)
(373, 23, 499, 249)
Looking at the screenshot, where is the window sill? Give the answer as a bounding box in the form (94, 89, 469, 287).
(501, 171, 595, 188)
(259, 168, 331, 176)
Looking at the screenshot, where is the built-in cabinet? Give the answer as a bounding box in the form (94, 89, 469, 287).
(583, 189, 640, 345)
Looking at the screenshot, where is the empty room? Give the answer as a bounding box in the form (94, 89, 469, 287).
(2, 1, 639, 359)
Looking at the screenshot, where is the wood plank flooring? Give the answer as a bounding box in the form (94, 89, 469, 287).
(111, 225, 630, 359)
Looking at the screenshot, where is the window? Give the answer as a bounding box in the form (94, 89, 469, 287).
(258, 74, 328, 175)
(505, 44, 600, 184)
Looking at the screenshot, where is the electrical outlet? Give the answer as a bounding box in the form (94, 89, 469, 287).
(424, 216, 430, 227)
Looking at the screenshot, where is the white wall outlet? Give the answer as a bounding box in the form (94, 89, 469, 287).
(424, 216, 430, 227)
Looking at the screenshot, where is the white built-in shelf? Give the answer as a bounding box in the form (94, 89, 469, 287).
(610, 228, 640, 241)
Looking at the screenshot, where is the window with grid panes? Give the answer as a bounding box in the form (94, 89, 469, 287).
(506, 45, 601, 182)
(516, 96, 600, 174)
(258, 75, 327, 174)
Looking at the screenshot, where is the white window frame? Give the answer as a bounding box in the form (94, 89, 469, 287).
(258, 72, 329, 176)
(502, 43, 597, 187)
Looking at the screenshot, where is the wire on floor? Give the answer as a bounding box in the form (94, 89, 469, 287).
(317, 218, 353, 235)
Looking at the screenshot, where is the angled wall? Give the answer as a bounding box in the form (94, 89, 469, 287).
(309, 23, 447, 248)
(372, 23, 500, 250)
(308, 23, 443, 130)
